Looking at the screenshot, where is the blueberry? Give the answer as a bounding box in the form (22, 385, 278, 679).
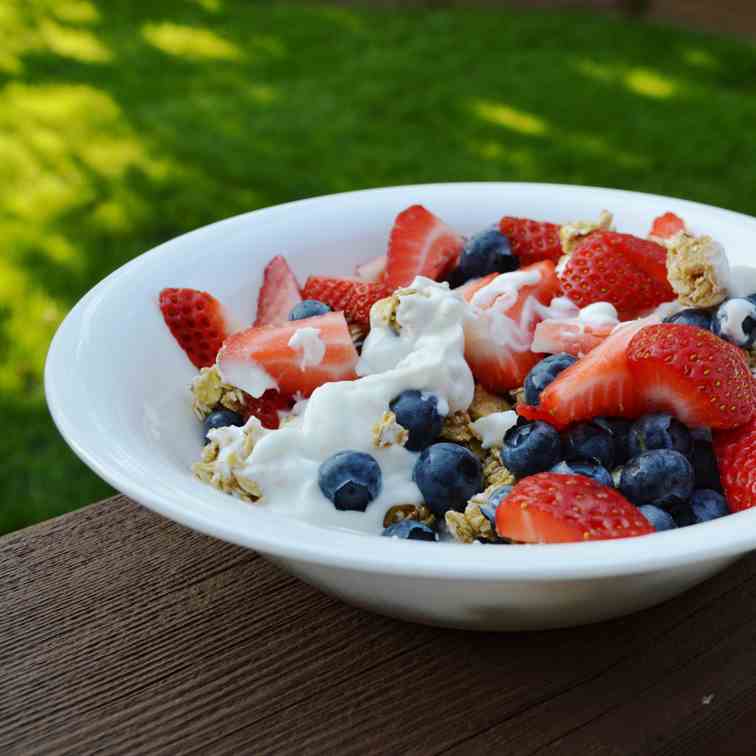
(594, 417, 633, 465)
(203, 409, 244, 443)
(639, 505, 677, 532)
(628, 413, 692, 458)
(690, 489, 729, 523)
(413, 443, 483, 517)
(691, 440, 722, 492)
(663, 308, 713, 331)
(449, 228, 518, 286)
(319, 451, 382, 512)
(551, 460, 613, 487)
(619, 449, 694, 508)
(501, 421, 562, 478)
(711, 297, 756, 348)
(563, 422, 615, 469)
(747, 292, 756, 306)
(670, 504, 697, 528)
(523, 354, 577, 406)
(288, 299, 332, 321)
(382, 520, 437, 541)
(389, 390, 444, 452)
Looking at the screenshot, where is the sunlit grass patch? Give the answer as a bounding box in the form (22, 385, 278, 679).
(142, 22, 243, 61)
(470, 99, 549, 136)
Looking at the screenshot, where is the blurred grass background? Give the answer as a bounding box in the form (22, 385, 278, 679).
(2, 0, 756, 533)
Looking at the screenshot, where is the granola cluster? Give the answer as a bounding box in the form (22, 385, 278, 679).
(191, 365, 246, 420)
(439, 409, 475, 444)
(372, 411, 409, 448)
(192, 418, 265, 501)
(481, 448, 516, 488)
(559, 210, 614, 255)
(372, 292, 403, 334)
(664, 233, 730, 308)
(383, 503, 435, 528)
(468, 383, 511, 420)
(445, 497, 496, 543)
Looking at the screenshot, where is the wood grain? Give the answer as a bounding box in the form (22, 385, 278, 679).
(1, 496, 756, 755)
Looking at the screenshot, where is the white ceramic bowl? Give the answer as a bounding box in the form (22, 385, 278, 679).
(46, 183, 756, 631)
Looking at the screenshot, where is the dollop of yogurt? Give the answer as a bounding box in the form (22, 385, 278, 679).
(470, 410, 518, 449)
(288, 327, 326, 369)
(578, 302, 619, 329)
(236, 278, 474, 533)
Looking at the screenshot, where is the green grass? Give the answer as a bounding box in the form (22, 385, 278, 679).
(2, 0, 756, 534)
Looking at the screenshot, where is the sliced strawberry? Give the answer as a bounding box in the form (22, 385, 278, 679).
(650, 211, 686, 239)
(456, 272, 498, 302)
(627, 323, 755, 430)
(159, 288, 228, 369)
(529, 322, 646, 430)
(385, 205, 464, 288)
(496, 473, 654, 543)
(355, 254, 387, 282)
(560, 231, 674, 319)
(218, 311, 358, 398)
(301, 276, 391, 325)
(254, 255, 302, 327)
(531, 317, 615, 357)
(714, 416, 756, 512)
(499, 217, 563, 267)
(464, 261, 563, 393)
(241, 389, 294, 430)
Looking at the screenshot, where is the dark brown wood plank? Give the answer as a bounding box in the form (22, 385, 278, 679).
(2, 496, 756, 756)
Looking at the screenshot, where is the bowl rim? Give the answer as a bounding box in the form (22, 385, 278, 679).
(45, 181, 756, 581)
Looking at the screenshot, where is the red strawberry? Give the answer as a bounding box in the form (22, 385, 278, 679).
(650, 211, 686, 239)
(218, 311, 358, 398)
(714, 416, 756, 512)
(301, 276, 391, 325)
(464, 261, 563, 393)
(496, 473, 654, 543)
(254, 255, 301, 327)
(159, 288, 228, 369)
(241, 389, 294, 430)
(385, 205, 463, 288)
(499, 217, 563, 267)
(531, 316, 614, 358)
(560, 231, 674, 319)
(355, 254, 387, 282)
(627, 324, 755, 430)
(521, 322, 647, 429)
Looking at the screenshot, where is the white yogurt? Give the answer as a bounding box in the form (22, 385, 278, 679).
(470, 410, 518, 449)
(288, 327, 326, 369)
(218, 358, 278, 398)
(578, 302, 619, 329)
(237, 278, 474, 534)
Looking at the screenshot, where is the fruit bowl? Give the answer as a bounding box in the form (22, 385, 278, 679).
(45, 183, 756, 630)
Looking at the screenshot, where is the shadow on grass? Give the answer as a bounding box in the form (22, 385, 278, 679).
(2, 0, 756, 532)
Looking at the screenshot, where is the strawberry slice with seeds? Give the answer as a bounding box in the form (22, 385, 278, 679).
(385, 205, 464, 288)
(714, 416, 756, 512)
(301, 276, 391, 325)
(464, 261, 563, 393)
(159, 288, 228, 369)
(254, 255, 302, 327)
(627, 323, 755, 430)
(523, 321, 647, 429)
(650, 211, 686, 239)
(218, 311, 358, 398)
(499, 217, 563, 267)
(496, 473, 654, 543)
(560, 231, 674, 319)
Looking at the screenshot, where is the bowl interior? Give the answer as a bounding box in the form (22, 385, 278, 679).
(46, 183, 756, 578)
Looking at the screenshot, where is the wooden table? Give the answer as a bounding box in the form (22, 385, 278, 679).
(2, 496, 756, 755)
